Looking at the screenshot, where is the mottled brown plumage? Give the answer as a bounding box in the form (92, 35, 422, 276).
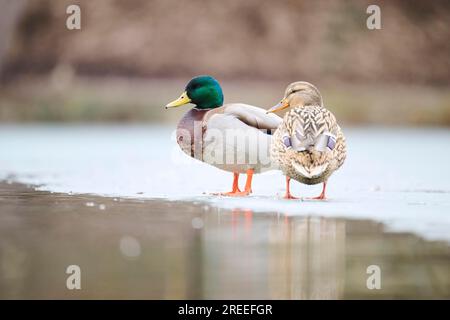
(269, 82, 346, 199)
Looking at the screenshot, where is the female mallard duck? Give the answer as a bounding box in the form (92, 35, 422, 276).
(267, 81, 346, 199)
(166, 75, 282, 196)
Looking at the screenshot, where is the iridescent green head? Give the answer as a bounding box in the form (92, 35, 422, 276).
(165, 75, 224, 110)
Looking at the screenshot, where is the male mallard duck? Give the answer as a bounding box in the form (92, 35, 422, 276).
(166, 75, 282, 196)
(267, 81, 346, 199)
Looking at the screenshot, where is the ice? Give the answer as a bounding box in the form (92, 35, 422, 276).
(0, 124, 449, 241)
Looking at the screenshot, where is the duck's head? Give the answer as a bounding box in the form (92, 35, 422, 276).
(267, 81, 323, 113)
(165, 75, 224, 110)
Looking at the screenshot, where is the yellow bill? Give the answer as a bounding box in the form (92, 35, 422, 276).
(266, 99, 289, 113)
(165, 91, 192, 109)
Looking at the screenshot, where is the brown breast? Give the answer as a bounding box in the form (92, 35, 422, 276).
(176, 108, 210, 160)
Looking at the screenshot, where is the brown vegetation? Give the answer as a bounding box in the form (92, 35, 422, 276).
(0, 0, 449, 124)
(1, 0, 449, 84)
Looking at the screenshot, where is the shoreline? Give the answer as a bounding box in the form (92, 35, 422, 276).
(5, 169, 450, 244)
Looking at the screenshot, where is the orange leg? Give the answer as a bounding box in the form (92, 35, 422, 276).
(214, 172, 241, 196)
(310, 181, 327, 200)
(283, 176, 299, 200)
(222, 169, 253, 197)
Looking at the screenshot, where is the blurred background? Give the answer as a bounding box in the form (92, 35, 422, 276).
(0, 0, 449, 125)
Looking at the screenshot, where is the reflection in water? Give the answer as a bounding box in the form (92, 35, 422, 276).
(204, 210, 346, 299)
(0, 182, 449, 299)
(269, 216, 346, 299)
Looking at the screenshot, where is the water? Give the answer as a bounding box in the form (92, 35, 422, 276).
(0, 182, 448, 299)
(0, 124, 449, 299)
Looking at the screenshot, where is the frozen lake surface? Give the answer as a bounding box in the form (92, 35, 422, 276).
(1, 124, 449, 242)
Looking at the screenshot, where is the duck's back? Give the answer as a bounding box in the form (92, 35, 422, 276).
(203, 103, 282, 173)
(272, 105, 346, 184)
(291, 105, 338, 142)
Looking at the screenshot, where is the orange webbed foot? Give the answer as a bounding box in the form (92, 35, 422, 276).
(212, 189, 240, 196)
(212, 170, 253, 197)
(306, 182, 327, 200)
(307, 194, 326, 200)
(212, 187, 244, 196)
(283, 176, 299, 200)
(221, 190, 252, 197)
(283, 193, 299, 200)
